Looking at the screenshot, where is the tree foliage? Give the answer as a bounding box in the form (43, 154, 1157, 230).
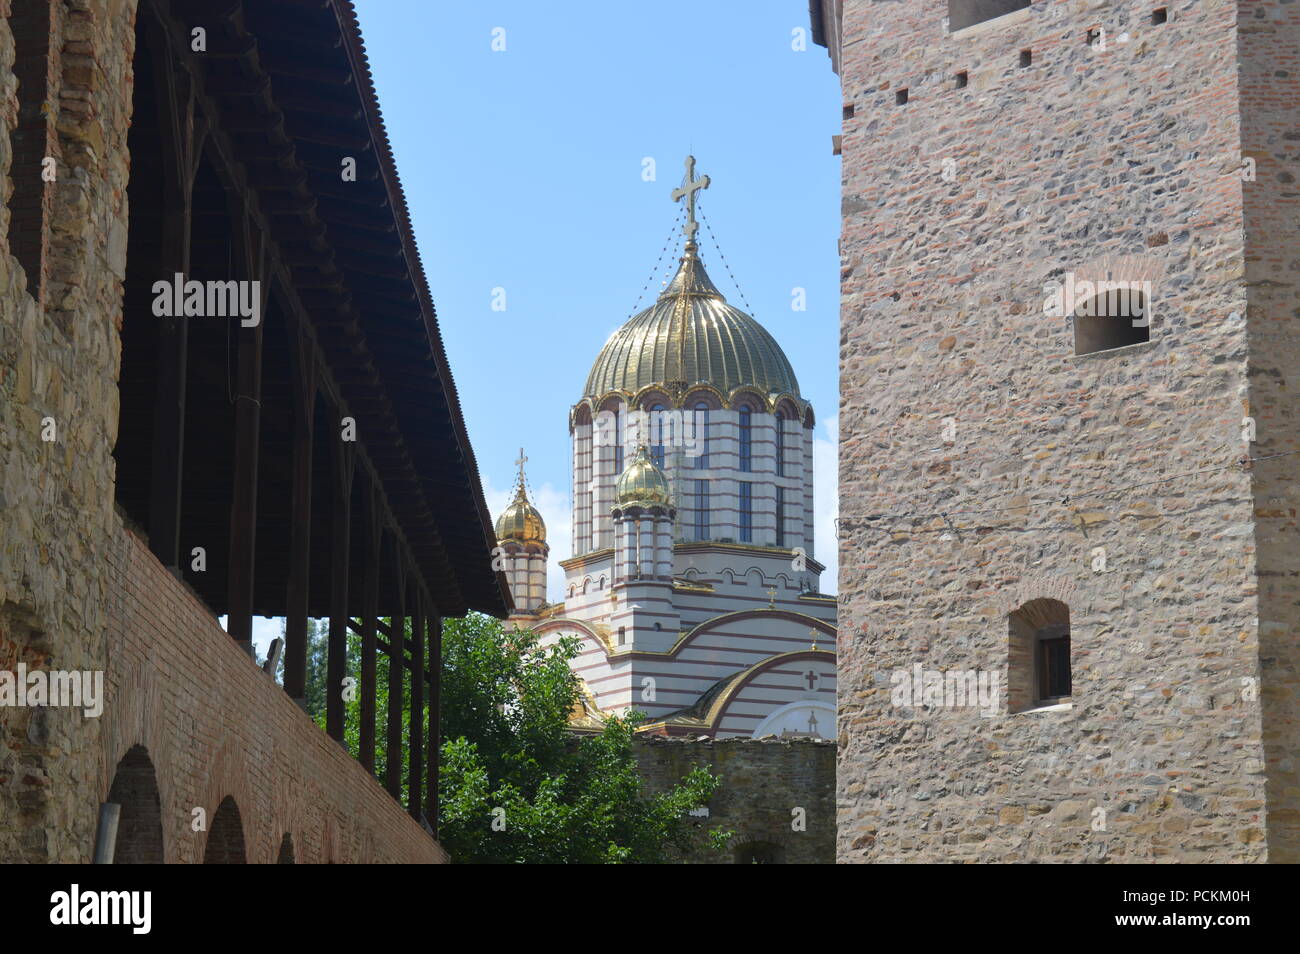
(300, 612, 727, 863)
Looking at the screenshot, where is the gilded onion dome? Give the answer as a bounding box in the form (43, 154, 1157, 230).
(583, 241, 800, 401)
(616, 445, 673, 507)
(495, 479, 546, 545)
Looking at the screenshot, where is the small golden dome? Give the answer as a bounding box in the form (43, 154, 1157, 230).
(495, 480, 546, 544)
(616, 445, 673, 507)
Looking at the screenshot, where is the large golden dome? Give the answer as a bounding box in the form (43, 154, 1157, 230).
(583, 243, 800, 401)
(616, 445, 673, 507)
(495, 481, 546, 545)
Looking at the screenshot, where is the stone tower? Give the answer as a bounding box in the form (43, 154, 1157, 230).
(815, 0, 1299, 861)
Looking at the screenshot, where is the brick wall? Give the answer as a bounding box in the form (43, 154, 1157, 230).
(833, 0, 1282, 862)
(0, 0, 447, 864)
(95, 525, 446, 864)
(633, 736, 835, 863)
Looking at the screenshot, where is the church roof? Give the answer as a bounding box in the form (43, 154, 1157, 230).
(495, 483, 546, 545)
(495, 453, 546, 544)
(582, 242, 801, 402)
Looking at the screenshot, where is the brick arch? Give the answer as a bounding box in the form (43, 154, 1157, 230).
(201, 737, 258, 860)
(999, 572, 1080, 615)
(100, 652, 170, 854)
(203, 795, 247, 864)
(106, 744, 164, 863)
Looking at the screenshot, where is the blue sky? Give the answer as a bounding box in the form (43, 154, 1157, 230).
(249, 1, 843, 658)
(347, 0, 844, 602)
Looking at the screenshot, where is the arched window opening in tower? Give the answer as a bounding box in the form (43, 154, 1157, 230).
(694, 402, 710, 468)
(948, 0, 1032, 33)
(739, 481, 754, 543)
(1072, 287, 1150, 355)
(695, 479, 709, 541)
(776, 486, 786, 548)
(615, 406, 625, 475)
(1008, 598, 1071, 713)
(738, 407, 753, 472)
(775, 412, 786, 477)
(650, 403, 667, 469)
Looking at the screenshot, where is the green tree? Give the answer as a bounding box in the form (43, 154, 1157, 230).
(307, 611, 727, 862)
(437, 614, 727, 863)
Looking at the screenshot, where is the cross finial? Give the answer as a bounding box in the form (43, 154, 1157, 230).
(810, 628, 819, 651)
(514, 447, 528, 482)
(767, 587, 777, 609)
(670, 155, 710, 243)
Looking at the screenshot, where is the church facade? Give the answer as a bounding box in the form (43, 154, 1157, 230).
(494, 162, 838, 739)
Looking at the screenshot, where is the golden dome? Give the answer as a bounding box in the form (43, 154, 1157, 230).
(583, 243, 800, 401)
(495, 481, 546, 544)
(616, 445, 673, 507)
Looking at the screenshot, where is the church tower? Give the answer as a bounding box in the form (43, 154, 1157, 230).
(498, 157, 838, 738)
(494, 451, 548, 620)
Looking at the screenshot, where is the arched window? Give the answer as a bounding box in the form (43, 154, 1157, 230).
(1008, 598, 1071, 712)
(650, 403, 666, 469)
(693, 402, 709, 469)
(775, 412, 786, 477)
(614, 406, 625, 474)
(775, 486, 785, 547)
(739, 481, 753, 543)
(694, 478, 709, 541)
(1073, 285, 1150, 355)
(738, 407, 752, 472)
(105, 745, 164, 863)
(203, 796, 247, 864)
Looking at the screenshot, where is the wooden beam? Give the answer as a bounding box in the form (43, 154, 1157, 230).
(408, 588, 425, 820)
(326, 416, 357, 742)
(385, 541, 406, 799)
(283, 314, 317, 705)
(428, 612, 442, 839)
(359, 479, 381, 774)
(225, 200, 269, 652)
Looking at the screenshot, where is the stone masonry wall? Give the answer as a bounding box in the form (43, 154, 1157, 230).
(1, 0, 446, 863)
(835, 0, 1278, 862)
(0, 0, 132, 862)
(1238, 0, 1300, 861)
(634, 736, 835, 863)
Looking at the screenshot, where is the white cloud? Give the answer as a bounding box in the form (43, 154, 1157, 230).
(483, 474, 572, 603)
(812, 413, 838, 595)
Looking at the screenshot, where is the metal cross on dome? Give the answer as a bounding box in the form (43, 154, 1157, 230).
(514, 447, 527, 483)
(671, 155, 710, 242)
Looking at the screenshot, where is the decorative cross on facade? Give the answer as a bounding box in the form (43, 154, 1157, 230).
(670, 155, 710, 242)
(805, 670, 819, 691)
